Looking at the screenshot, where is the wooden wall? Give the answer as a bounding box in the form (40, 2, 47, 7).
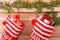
(0, 12, 60, 40)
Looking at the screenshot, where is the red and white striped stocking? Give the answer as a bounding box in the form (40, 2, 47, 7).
(30, 14, 54, 40)
(1, 14, 24, 40)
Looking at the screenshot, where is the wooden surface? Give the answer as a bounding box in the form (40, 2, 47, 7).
(0, 12, 60, 40)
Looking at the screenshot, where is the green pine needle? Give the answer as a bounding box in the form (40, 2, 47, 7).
(0, 0, 60, 25)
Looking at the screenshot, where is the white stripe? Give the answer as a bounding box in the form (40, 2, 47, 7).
(39, 15, 43, 19)
(34, 26, 51, 36)
(33, 29, 47, 39)
(36, 37, 38, 40)
(4, 26, 17, 38)
(7, 19, 21, 31)
(31, 32, 34, 37)
(9, 37, 12, 40)
(36, 22, 53, 32)
(30, 39, 32, 40)
(33, 35, 36, 40)
(37, 18, 54, 29)
(8, 17, 23, 28)
(6, 24, 19, 34)
(38, 38, 40, 40)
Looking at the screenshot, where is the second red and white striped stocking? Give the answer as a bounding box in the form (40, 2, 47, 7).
(30, 14, 54, 40)
(1, 14, 24, 40)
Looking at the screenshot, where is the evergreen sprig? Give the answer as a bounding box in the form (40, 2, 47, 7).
(47, 12, 60, 26)
(0, 0, 60, 25)
(3, 2, 13, 13)
(11, 0, 60, 13)
(0, 2, 13, 12)
(0, 0, 60, 13)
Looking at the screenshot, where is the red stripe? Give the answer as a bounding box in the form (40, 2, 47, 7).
(7, 18, 23, 32)
(36, 35, 39, 40)
(30, 38, 34, 40)
(34, 28, 50, 39)
(5, 25, 18, 36)
(31, 32, 44, 40)
(7, 18, 22, 30)
(31, 32, 37, 40)
(34, 30, 42, 39)
(35, 35, 37, 40)
(4, 30, 11, 37)
(35, 36, 38, 40)
(35, 24, 52, 34)
(7, 22, 20, 33)
(31, 32, 35, 38)
(36, 20, 54, 30)
(40, 38, 44, 40)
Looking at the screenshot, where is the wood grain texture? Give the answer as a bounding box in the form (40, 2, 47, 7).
(0, 12, 60, 40)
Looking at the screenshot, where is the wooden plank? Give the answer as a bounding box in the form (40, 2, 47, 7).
(0, 34, 60, 40)
(18, 35, 60, 40)
(0, 7, 60, 12)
